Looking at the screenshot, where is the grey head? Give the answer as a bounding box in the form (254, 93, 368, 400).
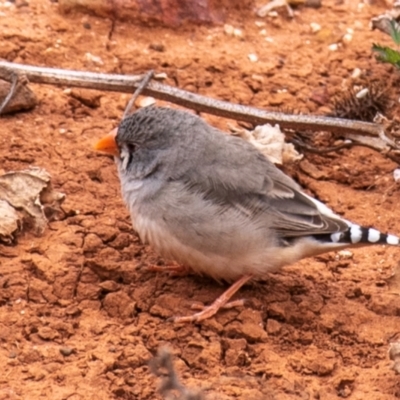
(114, 106, 230, 182)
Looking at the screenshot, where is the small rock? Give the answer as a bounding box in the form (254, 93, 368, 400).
(266, 319, 282, 335)
(70, 88, 102, 108)
(351, 68, 361, 79)
(8, 351, 17, 359)
(99, 280, 119, 292)
(328, 43, 338, 51)
(0, 79, 37, 114)
(149, 43, 165, 52)
(342, 33, 352, 42)
(336, 250, 353, 259)
(65, 305, 81, 316)
(224, 24, 243, 38)
(310, 22, 321, 33)
(247, 53, 258, 62)
(224, 321, 268, 342)
(137, 97, 156, 108)
(60, 347, 74, 356)
(154, 72, 167, 80)
(38, 326, 58, 340)
(394, 169, 400, 183)
(84, 52, 104, 65)
(355, 87, 368, 99)
(83, 233, 103, 253)
(389, 342, 400, 374)
(103, 291, 136, 319)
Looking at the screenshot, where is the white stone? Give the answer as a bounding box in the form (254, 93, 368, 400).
(310, 22, 321, 33)
(248, 53, 258, 62)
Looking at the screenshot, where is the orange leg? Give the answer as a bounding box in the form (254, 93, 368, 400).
(190, 299, 246, 311)
(172, 274, 253, 323)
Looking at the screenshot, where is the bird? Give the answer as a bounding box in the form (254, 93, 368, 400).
(95, 106, 399, 323)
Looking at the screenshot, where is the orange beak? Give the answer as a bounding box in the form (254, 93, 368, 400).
(94, 128, 120, 157)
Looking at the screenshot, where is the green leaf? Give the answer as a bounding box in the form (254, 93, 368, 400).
(372, 43, 400, 68)
(389, 20, 400, 46)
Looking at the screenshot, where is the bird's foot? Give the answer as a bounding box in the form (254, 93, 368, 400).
(171, 274, 253, 323)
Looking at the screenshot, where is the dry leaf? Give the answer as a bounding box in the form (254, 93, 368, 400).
(231, 124, 303, 165)
(0, 167, 65, 244)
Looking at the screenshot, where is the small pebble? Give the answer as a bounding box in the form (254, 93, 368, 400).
(310, 22, 321, 33)
(59, 128, 67, 134)
(336, 250, 353, 260)
(255, 21, 266, 27)
(154, 72, 167, 80)
(328, 43, 338, 51)
(233, 28, 243, 38)
(8, 351, 17, 359)
(60, 347, 73, 356)
(137, 97, 156, 108)
(224, 24, 242, 37)
(355, 88, 368, 99)
(393, 169, 400, 183)
(83, 22, 91, 29)
(84, 52, 104, 65)
(149, 43, 165, 52)
(248, 53, 258, 62)
(342, 33, 353, 43)
(351, 68, 361, 79)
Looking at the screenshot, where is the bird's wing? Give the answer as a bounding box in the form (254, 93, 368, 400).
(173, 135, 349, 238)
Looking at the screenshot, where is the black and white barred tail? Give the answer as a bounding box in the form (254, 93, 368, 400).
(317, 224, 400, 246)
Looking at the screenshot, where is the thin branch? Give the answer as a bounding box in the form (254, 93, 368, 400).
(149, 347, 204, 400)
(123, 69, 154, 118)
(0, 60, 397, 150)
(0, 72, 18, 115)
(291, 138, 354, 154)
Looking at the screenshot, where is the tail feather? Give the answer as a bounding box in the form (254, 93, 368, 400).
(315, 224, 400, 246)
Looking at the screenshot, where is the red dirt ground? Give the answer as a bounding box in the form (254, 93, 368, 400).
(1, 0, 400, 399)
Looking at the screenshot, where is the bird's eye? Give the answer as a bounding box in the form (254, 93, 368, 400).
(127, 143, 136, 153)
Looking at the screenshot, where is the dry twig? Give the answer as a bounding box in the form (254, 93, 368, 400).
(149, 347, 204, 400)
(0, 60, 399, 154)
(123, 69, 154, 118)
(0, 72, 18, 115)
